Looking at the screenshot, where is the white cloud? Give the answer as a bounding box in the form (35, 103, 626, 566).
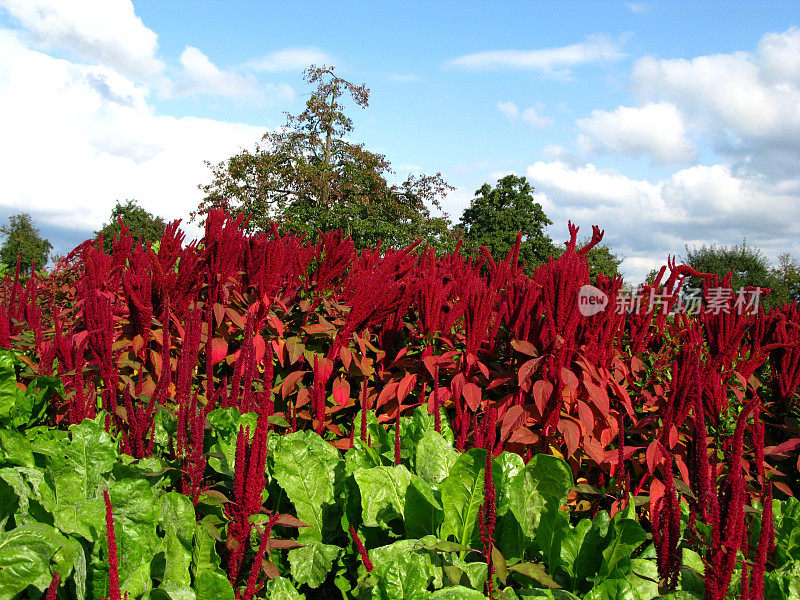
(0, 30, 264, 240)
(577, 102, 697, 165)
(245, 46, 333, 72)
(0, 0, 165, 83)
(626, 3, 650, 14)
(447, 35, 625, 77)
(497, 101, 552, 128)
(632, 27, 800, 176)
(526, 160, 800, 283)
(497, 101, 519, 119)
(388, 74, 421, 83)
(172, 45, 293, 102)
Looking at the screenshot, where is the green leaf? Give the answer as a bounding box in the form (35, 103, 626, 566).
(355, 464, 413, 528)
(598, 520, 647, 580)
(156, 492, 197, 600)
(50, 418, 117, 507)
(625, 558, 659, 600)
(0, 476, 19, 529)
(273, 430, 340, 541)
(373, 552, 433, 600)
(537, 509, 570, 573)
(0, 351, 20, 425)
(415, 429, 459, 485)
(287, 540, 341, 588)
(192, 520, 234, 600)
(508, 454, 573, 540)
(401, 404, 455, 472)
(428, 586, 487, 599)
(583, 578, 639, 600)
(404, 475, 444, 539)
(261, 577, 306, 599)
(439, 449, 485, 549)
(0, 428, 34, 467)
(0, 523, 75, 600)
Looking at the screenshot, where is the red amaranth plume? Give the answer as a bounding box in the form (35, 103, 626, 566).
(103, 490, 125, 600)
(577, 225, 604, 256)
(478, 407, 498, 600)
(349, 525, 374, 572)
(226, 414, 270, 587)
(45, 573, 60, 600)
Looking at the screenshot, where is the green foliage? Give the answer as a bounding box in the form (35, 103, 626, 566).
(459, 175, 556, 270)
(683, 240, 784, 307)
(0, 387, 796, 598)
(196, 66, 455, 250)
(95, 199, 166, 254)
(0, 213, 52, 274)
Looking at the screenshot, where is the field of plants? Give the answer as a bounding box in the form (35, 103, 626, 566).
(0, 210, 798, 600)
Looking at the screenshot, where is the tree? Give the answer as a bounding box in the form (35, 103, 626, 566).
(577, 241, 623, 281)
(96, 199, 166, 253)
(194, 66, 454, 250)
(770, 252, 800, 305)
(683, 241, 785, 308)
(458, 175, 556, 269)
(0, 213, 52, 274)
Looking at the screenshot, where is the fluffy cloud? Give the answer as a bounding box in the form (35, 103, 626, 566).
(497, 101, 553, 128)
(632, 27, 800, 176)
(527, 160, 800, 283)
(577, 102, 697, 165)
(172, 46, 294, 102)
(244, 46, 334, 72)
(0, 0, 165, 83)
(0, 30, 264, 241)
(447, 35, 625, 77)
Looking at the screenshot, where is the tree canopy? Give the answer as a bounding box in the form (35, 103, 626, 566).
(95, 199, 166, 254)
(194, 66, 454, 250)
(458, 174, 556, 270)
(0, 213, 52, 275)
(681, 241, 798, 309)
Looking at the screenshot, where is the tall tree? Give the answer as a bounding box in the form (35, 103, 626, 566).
(458, 174, 556, 269)
(0, 213, 52, 274)
(683, 241, 786, 308)
(194, 66, 454, 249)
(96, 199, 166, 253)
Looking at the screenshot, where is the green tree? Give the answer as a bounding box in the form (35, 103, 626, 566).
(0, 213, 52, 274)
(683, 241, 786, 308)
(95, 199, 166, 253)
(194, 66, 454, 250)
(577, 241, 623, 281)
(458, 174, 556, 270)
(770, 252, 800, 305)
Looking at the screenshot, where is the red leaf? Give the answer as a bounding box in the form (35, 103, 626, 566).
(462, 382, 482, 411)
(315, 357, 334, 383)
(253, 334, 266, 365)
(213, 303, 225, 327)
(518, 357, 543, 386)
(500, 405, 529, 442)
(646, 439, 663, 474)
(267, 313, 284, 337)
(274, 514, 309, 528)
(582, 374, 610, 417)
(397, 373, 417, 404)
(281, 370, 307, 399)
(511, 339, 538, 356)
(340, 347, 352, 370)
(332, 377, 350, 406)
(261, 559, 280, 579)
(210, 338, 228, 366)
(583, 437, 606, 466)
(558, 418, 581, 457)
(532, 380, 553, 415)
(560, 368, 579, 396)
(765, 438, 800, 456)
(225, 307, 246, 330)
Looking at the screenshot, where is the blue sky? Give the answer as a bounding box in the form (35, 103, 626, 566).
(0, 0, 798, 282)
